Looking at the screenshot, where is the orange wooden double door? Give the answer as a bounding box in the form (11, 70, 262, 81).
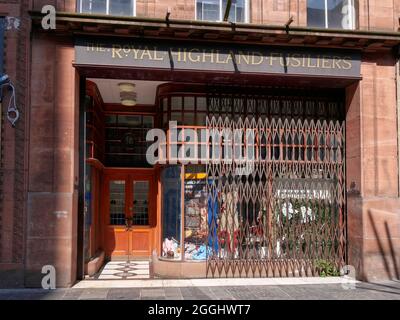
(102, 169, 157, 259)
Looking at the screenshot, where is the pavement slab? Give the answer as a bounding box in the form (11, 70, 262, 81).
(0, 281, 399, 300)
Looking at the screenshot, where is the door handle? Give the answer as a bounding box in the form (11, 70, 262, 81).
(125, 217, 133, 231)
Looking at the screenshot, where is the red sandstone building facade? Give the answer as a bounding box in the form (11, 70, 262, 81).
(0, 0, 400, 287)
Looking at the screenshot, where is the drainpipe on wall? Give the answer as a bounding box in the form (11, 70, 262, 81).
(223, 0, 232, 21)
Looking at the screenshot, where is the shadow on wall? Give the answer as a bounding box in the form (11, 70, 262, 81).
(367, 210, 400, 280)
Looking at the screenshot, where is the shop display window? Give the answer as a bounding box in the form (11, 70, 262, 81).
(161, 166, 182, 260)
(184, 166, 208, 260)
(160, 165, 210, 261)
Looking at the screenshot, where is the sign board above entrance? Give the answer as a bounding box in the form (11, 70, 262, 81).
(75, 38, 361, 78)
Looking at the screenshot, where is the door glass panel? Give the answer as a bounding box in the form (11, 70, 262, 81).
(133, 181, 149, 225)
(118, 115, 142, 127)
(109, 180, 126, 225)
(105, 114, 154, 167)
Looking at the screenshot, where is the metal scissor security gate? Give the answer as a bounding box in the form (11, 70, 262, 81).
(206, 116, 346, 278)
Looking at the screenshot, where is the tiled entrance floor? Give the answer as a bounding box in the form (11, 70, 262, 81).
(95, 261, 150, 280)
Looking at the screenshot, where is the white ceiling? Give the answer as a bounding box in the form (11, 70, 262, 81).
(88, 78, 167, 105)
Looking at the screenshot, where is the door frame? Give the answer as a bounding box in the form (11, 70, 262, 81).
(101, 167, 156, 259)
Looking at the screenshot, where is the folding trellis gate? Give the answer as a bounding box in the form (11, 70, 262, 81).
(205, 92, 346, 278)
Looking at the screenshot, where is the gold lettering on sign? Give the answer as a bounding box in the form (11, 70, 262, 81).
(132, 47, 141, 59)
(86, 43, 107, 52)
(333, 56, 342, 69)
(322, 55, 332, 69)
(307, 55, 316, 68)
(342, 57, 352, 70)
(238, 51, 250, 65)
(123, 45, 131, 54)
(140, 47, 152, 60)
(171, 49, 180, 62)
(83, 41, 356, 74)
(269, 52, 281, 66)
(86, 42, 93, 51)
(225, 51, 234, 64)
(302, 56, 307, 67)
(202, 50, 214, 63)
(188, 48, 201, 63)
(290, 53, 301, 67)
(98, 44, 106, 52)
(215, 50, 227, 64)
(112, 44, 123, 59)
(174, 48, 188, 62)
(153, 47, 164, 61)
(315, 55, 321, 68)
(251, 52, 263, 65)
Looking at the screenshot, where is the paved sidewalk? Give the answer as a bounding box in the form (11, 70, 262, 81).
(0, 281, 399, 300)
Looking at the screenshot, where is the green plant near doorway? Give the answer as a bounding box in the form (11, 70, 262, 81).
(315, 259, 340, 277)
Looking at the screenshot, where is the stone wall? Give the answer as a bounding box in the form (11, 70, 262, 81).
(26, 34, 79, 287)
(347, 52, 400, 281)
(0, 0, 30, 287)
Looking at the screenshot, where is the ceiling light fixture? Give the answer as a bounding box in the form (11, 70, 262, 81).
(118, 82, 137, 106)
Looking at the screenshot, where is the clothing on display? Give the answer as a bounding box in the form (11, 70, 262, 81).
(184, 176, 208, 260)
(219, 191, 240, 252)
(162, 237, 180, 259)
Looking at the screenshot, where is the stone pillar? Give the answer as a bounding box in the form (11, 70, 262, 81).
(25, 34, 79, 287)
(0, 0, 30, 288)
(346, 52, 400, 281)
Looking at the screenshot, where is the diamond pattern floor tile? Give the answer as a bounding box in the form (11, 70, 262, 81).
(96, 261, 150, 280)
